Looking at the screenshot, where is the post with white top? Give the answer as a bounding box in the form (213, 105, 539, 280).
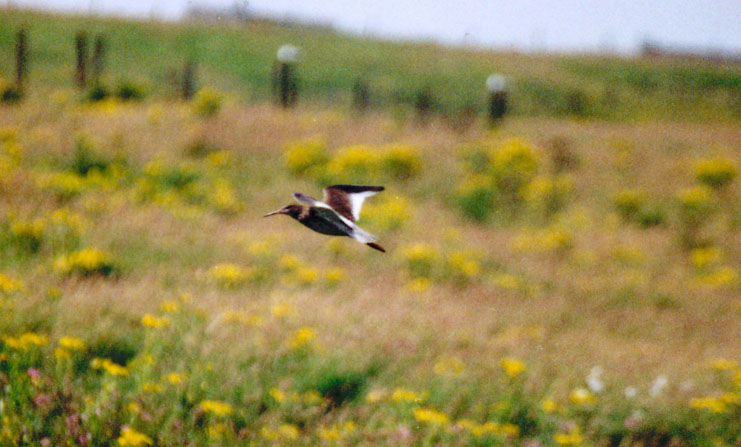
(273, 44, 299, 108)
(486, 74, 508, 125)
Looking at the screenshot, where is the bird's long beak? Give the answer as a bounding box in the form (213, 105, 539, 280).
(263, 208, 285, 217)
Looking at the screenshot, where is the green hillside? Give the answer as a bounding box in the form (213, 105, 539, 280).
(1, 8, 740, 122)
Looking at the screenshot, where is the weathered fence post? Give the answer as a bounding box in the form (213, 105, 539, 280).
(486, 74, 508, 125)
(414, 87, 434, 125)
(273, 44, 299, 108)
(352, 79, 370, 112)
(91, 34, 105, 85)
(182, 60, 196, 100)
(15, 28, 28, 91)
(75, 31, 88, 88)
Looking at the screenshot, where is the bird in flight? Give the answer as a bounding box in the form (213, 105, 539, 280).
(264, 184, 386, 252)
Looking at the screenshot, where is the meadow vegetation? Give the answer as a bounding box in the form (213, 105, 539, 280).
(0, 7, 740, 447)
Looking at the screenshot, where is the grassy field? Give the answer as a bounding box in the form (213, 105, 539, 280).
(1, 8, 741, 122)
(1, 8, 740, 447)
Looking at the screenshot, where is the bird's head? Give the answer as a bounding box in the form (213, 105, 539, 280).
(263, 204, 303, 219)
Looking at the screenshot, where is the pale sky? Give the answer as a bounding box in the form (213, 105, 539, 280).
(8, 0, 741, 54)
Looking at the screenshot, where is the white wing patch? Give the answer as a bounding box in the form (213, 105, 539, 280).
(293, 192, 378, 242)
(347, 191, 378, 221)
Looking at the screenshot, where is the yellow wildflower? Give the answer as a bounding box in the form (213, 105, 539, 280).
(690, 397, 727, 413)
(555, 427, 584, 445)
(141, 313, 170, 329)
(433, 356, 465, 376)
(269, 388, 286, 403)
(208, 423, 228, 439)
(160, 300, 179, 313)
(391, 388, 423, 403)
(365, 389, 387, 403)
(117, 427, 153, 447)
(541, 398, 558, 413)
(91, 358, 129, 376)
(59, 336, 85, 351)
(413, 407, 449, 425)
(708, 358, 737, 371)
(279, 424, 300, 440)
(208, 263, 253, 288)
(166, 372, 187, 385)
(0, 273, 24, 294)
(289, 326, 317, 349)
(271, 303, 295, 318)
(2, 333, 48, 350)
(569, 388, 594, 405)
(199, 400, 233, 416)
(500, 357, 526, 378)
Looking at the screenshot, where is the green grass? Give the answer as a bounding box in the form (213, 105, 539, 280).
(1, 8, 740, 121)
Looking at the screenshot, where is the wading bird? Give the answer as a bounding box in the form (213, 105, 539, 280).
(264, 185, 386, 252)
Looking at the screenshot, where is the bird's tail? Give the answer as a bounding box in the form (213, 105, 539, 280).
(366, 242, 386, 253)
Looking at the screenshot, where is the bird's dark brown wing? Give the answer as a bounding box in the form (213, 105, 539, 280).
(323, 185, 384, 222)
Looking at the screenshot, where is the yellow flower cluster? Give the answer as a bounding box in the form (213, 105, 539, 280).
(361, 195, 412, 231)
(554, 426, 585, 445)
(413, 407, 450, 425)
(59, 336, 85, 351)
(445, 250, 482, 282)
(317, 422, 356, 441)
(284, 140, 422, 182)
(390, 388, 425, 403)
(209, 179, 241, 215)
(399, 243, 438, 278)
(260, 423, 300, 440)
(690, 247, 722, 270)
(433, 356, 466, 376)
(569, 388, 594, 405)
(141, 313, 170, 329)
(2, 332, 48, 350)
(693, 157, 737, 189)
(37, 172, 88, 200)
(612, 188, 646, 220)
(676, 186, 713, 216)
(54, 248, 115, 276)
(117, 426, 153, 447)
(283, 135, 329, 176)
(288, 326, 317, 350)
(0, 273, 24, 295)
(456, 420, 520, 438)
(192, 87, 223, 118)
(689, 396, 727, 413)
(207, 263, 254, 288)
(199, 399, 234, 416)
(500, 357, 526, 378)
(513, 226, 574, 255)
(91, 358, 129, 376)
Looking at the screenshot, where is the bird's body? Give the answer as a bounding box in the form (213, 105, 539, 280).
(264, 185, 386, 252)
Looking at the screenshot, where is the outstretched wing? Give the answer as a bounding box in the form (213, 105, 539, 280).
(323, 185, 384, 222)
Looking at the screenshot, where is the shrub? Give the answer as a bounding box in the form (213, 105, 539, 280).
(283, 136, 329, 177)
(693, 158, 737, 190)
(324, 145, 378, 184)
(115, 81, 145, 101)
(399, 243, 438, 278)
(379, 144, 422, 180)
(69, 137, 111, 176)
(54, 248, 117, 277)
(456, 176, 495, 222)
(86, 84, 109, 102)
(192, 87, 223, 118)
(612, 189, 646, 221)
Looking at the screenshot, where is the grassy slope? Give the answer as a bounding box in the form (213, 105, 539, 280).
(1, 8, 740, 121)
(0, 8, 739, 447)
